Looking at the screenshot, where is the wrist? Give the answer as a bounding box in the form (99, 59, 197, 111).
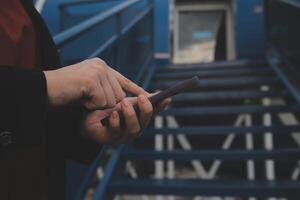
(44, 70, 61, 106)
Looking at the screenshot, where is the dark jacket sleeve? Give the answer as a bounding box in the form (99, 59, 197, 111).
(0, 67, 47, 147)
(22, 1, 102, 163)
(45, 106, 101, 164)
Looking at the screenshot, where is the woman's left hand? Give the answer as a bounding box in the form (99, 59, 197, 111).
(82, 95, 170, 144)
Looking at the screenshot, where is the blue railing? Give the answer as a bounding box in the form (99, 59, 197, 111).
(54, 0, 154, 199)
(52, 1, 300, 198)
(54, 0, 154, 79)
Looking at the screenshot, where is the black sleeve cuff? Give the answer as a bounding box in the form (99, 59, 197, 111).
(14, 68, 47, 145)
(45, 106, 102, 163)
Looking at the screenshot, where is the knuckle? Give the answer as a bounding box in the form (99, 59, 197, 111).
(122, 78, 131, 88)
(144, 107, 153, 115)
(107, 101, 116, 108)
(121, 91, 126, 99)
(127, 111, 135, 118)
(84, 78, 95, 90)
(116, 91, 126, 101)
(101, 99, 107, 108)
(131, 127, 141, 136)
(85, 68, 98, 79)
(88, 58, 107, 72)
(91, 57, 106, 65)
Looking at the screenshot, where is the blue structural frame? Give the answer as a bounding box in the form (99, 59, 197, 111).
(54, 1, 155, 199)
(235, 0, 267, 59)
(52, 0, 300, 199)
(44, 0, 267, 60)
(154, 0, 169, 54)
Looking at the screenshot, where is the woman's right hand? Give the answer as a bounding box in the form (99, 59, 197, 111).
(44, 58, 146, 110)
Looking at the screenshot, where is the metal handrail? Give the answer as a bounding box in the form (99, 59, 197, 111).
(91, 60, 157, 200)
(88, 3, 153, 58)
(59, 0, 120, 9)
(55, 0, 155, 198)
(279, 0, 300, 8)
(54, 0, 139, 48)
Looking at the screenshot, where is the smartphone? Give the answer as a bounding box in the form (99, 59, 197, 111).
(101, 76, 200, 127)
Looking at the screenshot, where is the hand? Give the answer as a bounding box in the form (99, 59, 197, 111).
(44, 58, 146, 109)
(82, 95, 170, 144)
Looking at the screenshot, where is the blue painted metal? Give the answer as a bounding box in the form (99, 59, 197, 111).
(156, 67, 273, 79)
(52, 1, 155, 199)
(54, 0, 140, 47)
(160, 60, 265, 72)
(159, 105, 299, 116)
(92, 145, 124, 200)
(88, 3, 153, 58)
(267, 52, 300, 105)
(75, 146, 107, 200)
(122, 149, 300, 161)
(235, 0, 267, 59)
(172, 90, 287, 102)
(154, 0, 169, 54)
(280, 0, 300, 7)
(152, 77, 279, 89)
(143, 125, 300, 136)
(69, 2, 155, 197)
(108, 179, 300, 197)
(91, 64, 158, 200)
(50, 0, 300, 198)
(59, 0, 122, 9)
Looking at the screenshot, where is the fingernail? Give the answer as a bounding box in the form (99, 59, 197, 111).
(139, 95, 146, 104)
(112, 111, 118, 119)
(122, 99, 129, 107)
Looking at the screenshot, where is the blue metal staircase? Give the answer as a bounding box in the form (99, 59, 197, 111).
(53, 0, 300, 199)
(76, 59, 300, 199)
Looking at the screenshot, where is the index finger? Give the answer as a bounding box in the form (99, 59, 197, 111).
(110, 68, 147, 95)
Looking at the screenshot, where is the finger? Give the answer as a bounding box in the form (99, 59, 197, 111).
(84, 82, 106, 110)
(85, 123, 113, 144)
(107, 73, 126, 102)
(101, 75, 116, 108)
(137, 95, 153, 128)
(155, 97, 172, 113)
(109, 111, 120, 130)
(106, 97, 138, 114)
(111, 68, 146, 95)
(121, 99, 141, 138)
(109, 111, 124, 141)
(147, 92, 171, 113)
(84, 110, 126, 144)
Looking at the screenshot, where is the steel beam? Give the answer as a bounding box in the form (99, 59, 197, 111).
(108, 179, 300, 197)
(156, 68, 273, 80)
(122, 149, 300, 161)
(160, 60, 265, 72)
(152, 77, 279, 89)
(172, 90, 288, 102)
(158, 105, 299, 116)
(142, 125, 300, 136)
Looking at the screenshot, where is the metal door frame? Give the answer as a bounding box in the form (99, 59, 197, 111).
(172, 1, 236, 63)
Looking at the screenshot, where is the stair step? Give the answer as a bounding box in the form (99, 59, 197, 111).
(108, 179, 300, 197)
(157, 105, 299, 116)
(142, 125, 300, 136)
(159, 60, 265, 72)
(152, 77, 279, 90)
(157, 68, 272, 79)
(172, 90, 288, 102)
(122, 149, 300, 161)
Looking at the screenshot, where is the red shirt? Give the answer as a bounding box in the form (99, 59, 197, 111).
(0, 0, 39, 69)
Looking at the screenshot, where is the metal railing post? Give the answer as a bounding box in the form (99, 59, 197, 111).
(116, 12, 123, 70)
